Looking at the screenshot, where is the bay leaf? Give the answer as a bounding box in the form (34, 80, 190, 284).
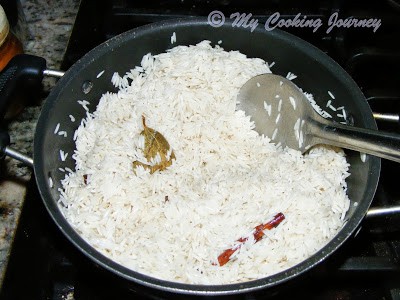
(133, 115, 175, 174)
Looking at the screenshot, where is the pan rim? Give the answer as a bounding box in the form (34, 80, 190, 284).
(33, 16, 381, 295)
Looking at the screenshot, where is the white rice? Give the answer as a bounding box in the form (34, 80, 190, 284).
(271, 127, 278, 140)
(341, 107, 347, 120)
(275, 113, 281, 124)
(326, 100, 332, 108)
(305, 92, 333, 119)
(289, 96, 296, 110)
(60, 150, 68, 162)
(54, 123, 60, 134)
(58, 131, 67, 137)
(294, 118, 301, 141)
(286, 72, 297, 80)
(73, 130, 79, 141)
(298, 130, 304, 148)
(171, 32, 177, 44)
(59, 41, 350, 285)
(97, 70, 105, 78)
(278, 99, 282, 112)
(328, 104, 337, 111)
(263, 101, 272, 116)
(77, 100, 90, 111)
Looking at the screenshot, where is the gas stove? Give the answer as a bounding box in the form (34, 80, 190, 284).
(1, 0, 400, 299)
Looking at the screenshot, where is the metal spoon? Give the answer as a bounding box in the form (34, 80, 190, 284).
(237, 74, 400, 163)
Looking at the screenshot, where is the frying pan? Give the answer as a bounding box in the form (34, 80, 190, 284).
(0, 17, 392, 295)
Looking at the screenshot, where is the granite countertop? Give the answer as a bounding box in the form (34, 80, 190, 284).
(0, 0, 80, 285)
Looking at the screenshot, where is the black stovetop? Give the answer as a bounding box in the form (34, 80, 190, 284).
(2, 0, 400, 299)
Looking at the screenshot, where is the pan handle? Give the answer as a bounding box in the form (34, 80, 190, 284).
(0, 54, 64, 168)
(0, 54, 46, 168)
(0, 128, 33, 167)
(366, 206, 400, 218)
(0, 54, 47, 119)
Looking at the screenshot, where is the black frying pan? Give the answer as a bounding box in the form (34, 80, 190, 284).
(0, 18, 382, 295)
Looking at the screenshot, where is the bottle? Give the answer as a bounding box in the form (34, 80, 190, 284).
(0, 4, 23, 72)
(0, 4, 25, 119)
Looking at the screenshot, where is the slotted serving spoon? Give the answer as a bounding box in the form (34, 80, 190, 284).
(237, 74, 400, 163)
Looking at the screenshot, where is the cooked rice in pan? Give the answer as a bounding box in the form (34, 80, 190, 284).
(59, 41, 350, 284)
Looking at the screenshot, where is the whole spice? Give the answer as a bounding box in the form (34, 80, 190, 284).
(215, 212, 285, 266)
(133, 116, 175, 174)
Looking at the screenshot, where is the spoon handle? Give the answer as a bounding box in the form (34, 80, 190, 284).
(313, 122, 400, 163)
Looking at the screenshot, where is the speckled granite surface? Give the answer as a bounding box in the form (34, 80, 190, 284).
(0, 0, 80, 285)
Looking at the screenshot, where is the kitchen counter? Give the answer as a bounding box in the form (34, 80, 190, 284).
(0, 0, 80, 285)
